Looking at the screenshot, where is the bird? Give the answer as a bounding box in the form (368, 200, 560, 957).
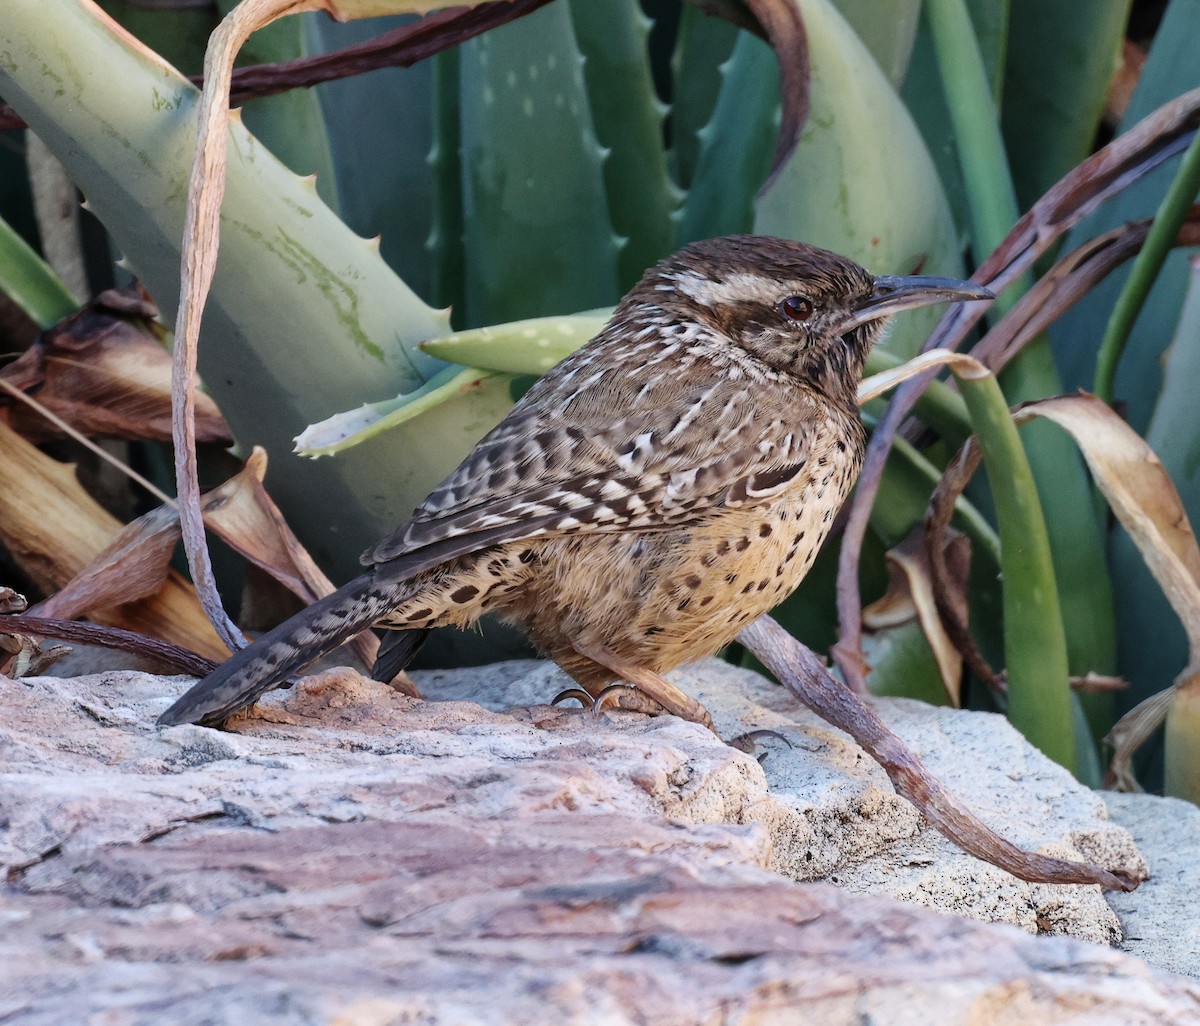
(159, 235, 991, 729)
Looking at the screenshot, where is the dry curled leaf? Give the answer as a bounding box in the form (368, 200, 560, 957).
(1015, 394, 1200, 670)
(32, 505, 182, 622)
(863, 526, 970, 706)
(1106, 689, 1175, 792)
(201, 448, 382, 676)
(0, 286, 230, 444)
(0, 587, 27, 613)
(0, 418, 226, 660)
(1014, 393, 1200, 791)
(0, 629, 68, 677)
(1106, 38, 1148, 128)
(202, 449, 337, 606)
(742, 0, 810, 181)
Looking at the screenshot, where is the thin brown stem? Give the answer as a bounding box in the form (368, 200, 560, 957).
(0, 0, 558, 133)
(741, 615, 1141, 891)
(834, 89, 1200, 687)
(2, 615, 217, 676)
(923, 439, 1006, 695)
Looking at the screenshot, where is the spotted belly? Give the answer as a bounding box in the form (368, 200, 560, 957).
(501, 465, 855, 688)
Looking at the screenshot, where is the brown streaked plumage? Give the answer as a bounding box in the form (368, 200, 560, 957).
(160, 235, 990, 729)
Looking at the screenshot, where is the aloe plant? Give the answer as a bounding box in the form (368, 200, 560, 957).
(0, 0, 517, 591)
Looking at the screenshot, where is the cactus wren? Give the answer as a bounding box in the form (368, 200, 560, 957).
(160, 235, 990, 728)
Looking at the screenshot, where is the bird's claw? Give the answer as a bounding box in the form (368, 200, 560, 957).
(550, 683, 644, 720)
(591, 682, 642, 719)
(551, 687, 597, 711)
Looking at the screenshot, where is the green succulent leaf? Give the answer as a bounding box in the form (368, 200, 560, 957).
(0, 211, 79, 327)
(1000, 0, 1133, 211)
(421, 309, 612, 374)
(831, 0, 922, 87)
(901, 0, 1009, 235)
(670, 5, 740, 191)
(0, 0, 518, 579)
(295, 365, 501, 458)
(458, 2, 621, 326)
(676, 31, 778, 244)
(959, 372, 1076, 772)
(96, 0, 215, 76)
(864, 621, 957, 706)
(568, 0, 680, 289)
(752, 0, 964, 359)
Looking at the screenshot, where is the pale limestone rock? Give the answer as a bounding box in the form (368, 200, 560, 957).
(423, 657, 1144, 943)
(0, 660, 1196, 1025)
(1106, 792, 1200, 979)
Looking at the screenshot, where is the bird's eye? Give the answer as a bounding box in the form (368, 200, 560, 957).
(780, 295, 814, 322)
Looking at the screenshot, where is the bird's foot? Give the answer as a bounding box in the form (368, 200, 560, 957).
(567, 642, 717, 733)
(550, 684, 662, 719)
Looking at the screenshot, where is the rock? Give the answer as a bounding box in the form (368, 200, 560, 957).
(1105, 792, 1200, 978)
(0, 659, 1195, 1024)
(424, 658, 1145, 943)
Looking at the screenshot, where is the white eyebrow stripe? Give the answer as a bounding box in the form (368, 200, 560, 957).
(673, 270, 782, 307)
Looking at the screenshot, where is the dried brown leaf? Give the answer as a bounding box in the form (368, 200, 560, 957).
(1106, 688, 1175, 792)
(32, 505, 181, 622)
(972, 209, 1200, 372)
(1106, 39, 1148, 128)
(1015, 393, 1200, 672)
(863, 527, 968, 705)
(201, 448, 380, 673)
(0, 587, 27, 613)
(0, 630, 68, 677)
(0, 418, 226, 660)
(3, 442, 381, 679)
(1164, 681, 1200, 799)
(173, 0, 524, 654)
(1015, 393, 1200, 791)
(0, 287, 230, 444)
(836, 350, 990, 692)
(743, 0, 810, 180)
(201, 448, 336, 605)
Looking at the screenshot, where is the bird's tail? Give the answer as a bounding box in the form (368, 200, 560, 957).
(158, 573, 401, 727)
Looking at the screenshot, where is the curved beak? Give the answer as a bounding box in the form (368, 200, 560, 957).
(839, 275, 993, 334)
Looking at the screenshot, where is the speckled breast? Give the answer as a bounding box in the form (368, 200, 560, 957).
(506, 412, 866, 682)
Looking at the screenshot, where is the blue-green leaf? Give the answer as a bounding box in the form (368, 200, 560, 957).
(569, 0, 680, 289)
(459, 3, 620, 326)
(753, 0, 963, 359)
(1000, 0, 1133, 211)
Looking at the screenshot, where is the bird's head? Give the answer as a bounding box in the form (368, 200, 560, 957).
(628, 235, 992, 405)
